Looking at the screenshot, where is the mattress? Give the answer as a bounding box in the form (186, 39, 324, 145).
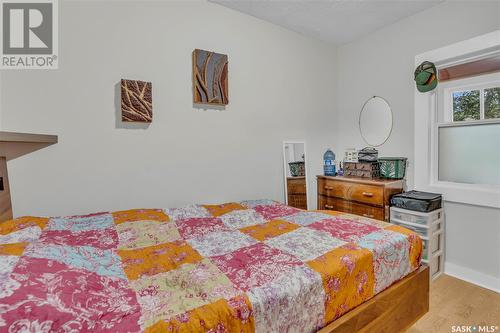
(0, 200, 422, 333)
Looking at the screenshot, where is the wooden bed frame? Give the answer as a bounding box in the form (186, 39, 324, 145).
(318, 265, 429, 333)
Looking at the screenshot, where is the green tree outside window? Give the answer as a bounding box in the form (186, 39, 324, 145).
(452, 87, 500, 121)
(453, 90, 479, 121)
(485, 87, 500, 119)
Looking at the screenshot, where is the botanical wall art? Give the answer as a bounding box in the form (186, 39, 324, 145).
(192, 49, 229, 105)
(121, 79, 153, 122)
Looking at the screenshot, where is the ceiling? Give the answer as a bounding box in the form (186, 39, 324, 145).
(210, 0, 444, 45)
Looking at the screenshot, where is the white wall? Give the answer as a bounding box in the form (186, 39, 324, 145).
(334, 0, 500, 287)
(0, 0, 336, 217)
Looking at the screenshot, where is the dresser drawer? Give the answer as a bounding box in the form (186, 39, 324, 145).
(318, 196, 385, 221)
(288, 194, 307, 210)
(287, 178, 306, 194)
(318, 178, 384, 206)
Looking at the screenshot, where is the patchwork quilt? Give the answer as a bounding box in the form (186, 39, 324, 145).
(0, 200, 422, 333)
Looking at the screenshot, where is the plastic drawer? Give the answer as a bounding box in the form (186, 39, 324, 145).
(431, 220, 443, 233)
(430, 232, 442, 254)
(430, 255, 443, 279)
(421, 233, 442, 261)
(391, 220, 427, 237)
(390, 218, 443, 236)
(390, 208, 443, 226)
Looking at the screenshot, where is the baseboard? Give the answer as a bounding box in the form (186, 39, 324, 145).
(445, 261, 500, 293)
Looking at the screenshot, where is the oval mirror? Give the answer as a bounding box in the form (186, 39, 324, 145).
(359, 96, 393, 147)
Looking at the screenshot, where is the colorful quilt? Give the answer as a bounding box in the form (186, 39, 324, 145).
(0, 200, 422, 333)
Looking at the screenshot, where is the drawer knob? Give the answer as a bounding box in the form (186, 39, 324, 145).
(325, 204, 334, 209)
(362, 213, 374, 218)
(324, 186, 334, 190)
(362, 192, 374, 197)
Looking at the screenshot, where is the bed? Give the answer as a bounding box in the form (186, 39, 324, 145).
(0, 200, 428, 333)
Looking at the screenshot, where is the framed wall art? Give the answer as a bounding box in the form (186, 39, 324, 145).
(192, 49, 228, 105)
(121, 79, 153, 122)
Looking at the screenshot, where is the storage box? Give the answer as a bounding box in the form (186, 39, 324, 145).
(288, 161, 305, 177)
(344, 161, 380, 178)
(344, 149, 358, 163)
(379, 157, 407, 179)
(358, 147, 378, 162)
(391, 190, 442, 212)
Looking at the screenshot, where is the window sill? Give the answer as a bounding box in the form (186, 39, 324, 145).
(420, 181, 500, 209)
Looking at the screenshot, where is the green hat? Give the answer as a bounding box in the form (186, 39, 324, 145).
(414, 61, 438, 92)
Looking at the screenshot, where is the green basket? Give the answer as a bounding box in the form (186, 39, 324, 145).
(288, 161, 305, 177)
(379, 157, 407, 179)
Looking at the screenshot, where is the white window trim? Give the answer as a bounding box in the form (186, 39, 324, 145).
(414, 30, 500, 208)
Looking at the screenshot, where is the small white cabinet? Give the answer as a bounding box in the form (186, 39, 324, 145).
(390, 206, 444, 280)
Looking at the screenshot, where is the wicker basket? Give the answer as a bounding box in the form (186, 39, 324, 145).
(288, 161, 305, 177)
(344, 162, 380, 178)
(379, 157, 407, 179)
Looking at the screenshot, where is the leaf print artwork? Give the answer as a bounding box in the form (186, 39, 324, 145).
(121, 79, 153, 123)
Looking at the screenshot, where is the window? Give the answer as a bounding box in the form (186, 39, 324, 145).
(414, 31, 500, 208)
(437, 72, 500, 187)
(438, 122, 500, 186)
(449, 83, 500, 122)
(441, 73, 500, 123)
(452, 90, 480, 121)
(485, 87, 500, 119)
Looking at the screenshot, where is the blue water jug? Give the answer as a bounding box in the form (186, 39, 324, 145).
(323, 149, 336, 176)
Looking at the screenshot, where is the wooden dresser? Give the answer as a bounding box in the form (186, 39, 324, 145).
(317, 176, 404, 221)
(287, 176, 307, 209)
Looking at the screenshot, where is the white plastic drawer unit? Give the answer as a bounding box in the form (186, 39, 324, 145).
(389, 206, 445, 280)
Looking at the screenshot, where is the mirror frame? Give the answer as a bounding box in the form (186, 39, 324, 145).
(358, 96, 394, 147)
(282, 140, 309, 209)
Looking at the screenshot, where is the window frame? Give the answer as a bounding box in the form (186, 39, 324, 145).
(414, 30, 500, 208)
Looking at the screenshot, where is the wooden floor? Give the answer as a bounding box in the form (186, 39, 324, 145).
(408, 274, 500, 333)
